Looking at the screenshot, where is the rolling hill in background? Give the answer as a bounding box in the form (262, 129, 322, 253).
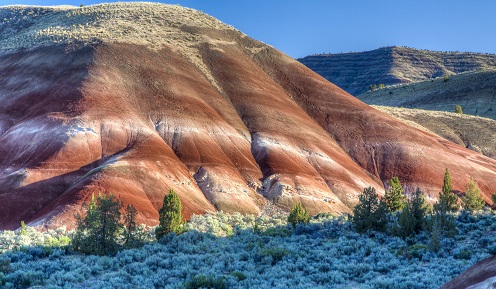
(374, 106, 496, 160)
(358, 70, 496, 119)
(2, 3, 496, 230)
(299, 46, 496, 95)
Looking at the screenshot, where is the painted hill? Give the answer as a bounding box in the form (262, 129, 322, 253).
(357, 70, 496, 119)
(440, 255, 496, 289)
(374, 106, 496, 160)
(2, 3, 496, 230)
(299, 46, 496, 95)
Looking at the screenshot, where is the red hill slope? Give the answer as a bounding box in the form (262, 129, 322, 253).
(1, 3, 496, 229)
(440, 255, 496, 289)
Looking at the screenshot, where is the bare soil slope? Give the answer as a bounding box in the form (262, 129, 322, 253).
(2, 3, 496, 229)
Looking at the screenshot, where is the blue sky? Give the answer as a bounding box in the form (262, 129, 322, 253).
(2, 0, 495, 58)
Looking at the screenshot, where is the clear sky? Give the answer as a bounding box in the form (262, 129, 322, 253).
(2, 0, 495, 58)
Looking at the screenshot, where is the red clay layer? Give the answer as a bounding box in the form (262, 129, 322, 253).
(1, 35, 496, 229)
(440, 255, 496, 289)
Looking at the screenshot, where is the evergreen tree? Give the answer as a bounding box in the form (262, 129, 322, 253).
(428, 218, 442, 253)
(72, 193, 123, 255)
(97, 194, 123, 255)
(20, 221, 26, 236)
(73, 194, 99, 254)
(392, 188, 427, 238)
(156, 189, 184, 240)
(288, 202, 310, 227)
(410, 188, 427, 234)
(122, 204, 146, 249)
(352, 187, 388, 233)
(384, 176, 405, 213)
(454, 104, 463, 114)
(437, 168, 459, 212)
(461, 178, 485, 211)
(429, 200, 457, 238)
(492, 192, 496, 209)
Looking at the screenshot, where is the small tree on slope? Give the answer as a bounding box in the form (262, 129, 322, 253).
(384, 176, 405, 213)
(461, 178, 485, 211)
(437, 168, 459, 212)
(288, 202, 310, 227)
(156, 189, 184, 240)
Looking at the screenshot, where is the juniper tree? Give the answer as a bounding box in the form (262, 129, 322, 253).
(492, 192, 496, 209)
(437, 168, 459, 212)
(72, 193, 123, 256)
(353, 187, 388, 233)
(429, 199, 457, 239)
(461, 178, 485, 211)
(392, 188, 427, 238)
(384, 176, 405, 213)
(288, 202, 310, 227)
(455, 104, 463, 114)
(156, 189, 184, 240)
(410, 188, 427, 234)
(20, 221, 26, 236)
(428, 218, 442, 253)
(97, 194, 123, 255)
(122, 204, 146, 248)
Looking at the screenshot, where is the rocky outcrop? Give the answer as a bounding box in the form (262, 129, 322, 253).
(299, 46, 496, 95)
(2, 3, 496, 229)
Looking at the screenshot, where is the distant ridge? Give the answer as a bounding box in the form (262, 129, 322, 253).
(299, 46, 496, 95)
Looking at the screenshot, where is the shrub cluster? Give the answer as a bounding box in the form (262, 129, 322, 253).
(1, 210, 495, 288)
(0, 172, 492, 288)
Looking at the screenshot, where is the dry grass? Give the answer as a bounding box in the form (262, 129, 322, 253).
(0, 2, 243, 92)
(375, 105, 496, 159)
(358, 70, 496, 120)
(0, 2, 235, 51)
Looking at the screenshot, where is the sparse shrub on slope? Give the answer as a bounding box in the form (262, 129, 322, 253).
(288, 202, 310, 227)
(353, 187, 388, 233)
